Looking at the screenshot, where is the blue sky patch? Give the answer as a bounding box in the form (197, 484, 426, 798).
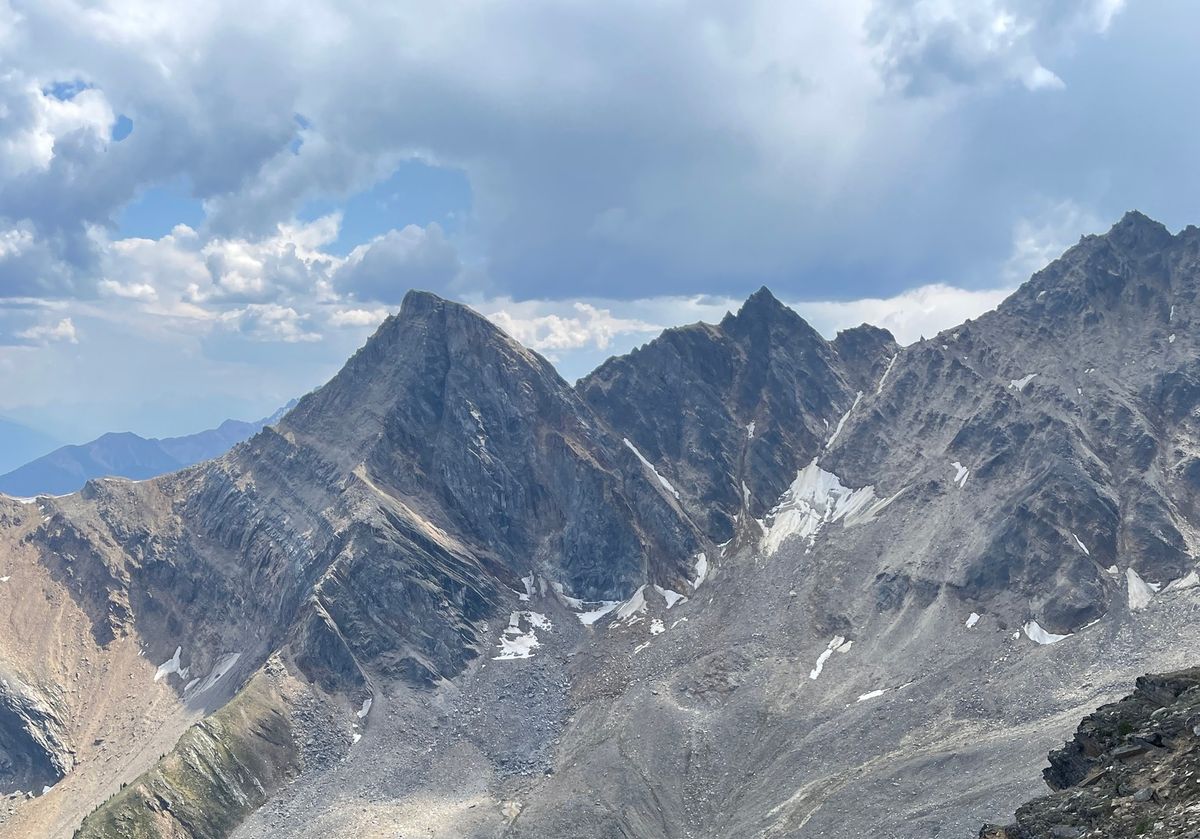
(300, 160, 472, 255)
(111, 114, 134, 141)
(117, 179, 205, 239)
(43, 79, 91, 100)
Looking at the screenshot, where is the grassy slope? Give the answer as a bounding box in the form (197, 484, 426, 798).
(75, 674, 298, 839)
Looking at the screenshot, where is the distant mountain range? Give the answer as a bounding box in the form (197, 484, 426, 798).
(0, 418, 61, 475)
(0, 401, 297, 497)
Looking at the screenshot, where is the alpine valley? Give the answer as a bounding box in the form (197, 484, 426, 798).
(2, 211, 1200, 839)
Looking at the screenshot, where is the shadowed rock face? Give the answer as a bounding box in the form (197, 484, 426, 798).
(578, 286, 898, 541)
(0, 674, 72, 797)
(11, 213, 1200, 839)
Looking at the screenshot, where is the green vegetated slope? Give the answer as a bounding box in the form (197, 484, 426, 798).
(76, 674, 297, 839)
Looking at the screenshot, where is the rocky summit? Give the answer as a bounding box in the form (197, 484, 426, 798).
(2, 212, 1200, 838)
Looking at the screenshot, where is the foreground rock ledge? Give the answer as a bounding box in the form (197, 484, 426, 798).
(982, 668, 1200, 839)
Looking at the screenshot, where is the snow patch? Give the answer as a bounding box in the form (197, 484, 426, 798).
(189, 653, 242, 695)
(950, 461, 969, 488)
(576, 601, 620, 626)
(0, 576, 9, 583)
(825, 392, 863, 449)
(615, 586, 648, 622)
(1105, 564, 1120, 577)
(552, 581, 621, 625)
(623, 438, 680, 499)
(691, 553, 708, 589)
(525, 611, 552, 630)
(1009, 373, 1038, 391)
(154, 647, 187, 682)
(965, 612, 980, 629)
(653, 585, 687, 609)
(495, 611, 544, 660)
(357, 698, 372, 719)
(856, 689, 888, 702)
(1164, 571, 1200, 593)
(809, 635, 850, 680)
(876, 354, 898, 395)
(1127, 567, 1156, 611)
(746, 421, 756, 439)
(1071, 534, 1090, 555)
(761, 460, 887, 556)
(517, 575, 534, 602)
(1023, 620, 1071, 645)
(649, 618, 665, 635)
(1170, 333, 1177, 344)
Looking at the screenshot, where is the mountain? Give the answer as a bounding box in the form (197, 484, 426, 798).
(1, 213, 1199, 839)
(0, 402, 297, 497)
(578, 286, 897, 541)
(0, 418, 60, 475)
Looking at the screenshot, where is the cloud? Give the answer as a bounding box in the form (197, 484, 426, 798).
(465, 282, 1014, 380)
(867, 0, 1125, 94)
(0, 72, 115, 176)
(1004, 199, 1102, 283)
(0, 0, 1182, 438)
(334, 223, 461, 303)
(98, 279, 157, 300)
(329, 307, 391, 328)
(218, 304, 321, 344)
(794, 284, 1011, 343)
(0, 0, 1146, 305)
(17, 317, 78, 345)
(484, 301, 663, 354)
(193, 216, 341, 304)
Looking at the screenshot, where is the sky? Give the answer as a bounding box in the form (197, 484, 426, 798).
(1, 0, 1197, 442)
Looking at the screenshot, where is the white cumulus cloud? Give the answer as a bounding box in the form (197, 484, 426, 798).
(17, 317, 78, 345)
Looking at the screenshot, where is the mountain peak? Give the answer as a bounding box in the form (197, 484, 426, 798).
(397, 288, 452, 319)
(747, 284, 780, 303)
(367, 288, 545, 373)
(731, 285, 787, 319)
(720, 285, 825, 345)
(1104, 209, 1173, 250)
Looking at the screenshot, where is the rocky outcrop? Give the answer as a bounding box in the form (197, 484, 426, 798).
(981, 669, 1200, 839)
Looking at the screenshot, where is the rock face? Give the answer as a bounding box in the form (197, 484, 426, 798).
(825, 210, 1200, 633)
(982, 668, 1200, 838)
(579, 286, 897, 541)
(4, 213, 1200, 839)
